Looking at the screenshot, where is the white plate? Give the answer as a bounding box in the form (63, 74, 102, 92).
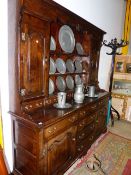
(56, 58, 66, 74)
(75, 59, 83, 73)
(66, 75, 74, 90)
(56, 76, 66, 91)
(49, 57, 56, 74)
(75, 75, 82, 85)
(66, 59, 75, 73)
(53, 103, 72, 109)
(59, 25, 75, 53)
(50, 36, 56, 51)
(49, 79, 55, 94)
(76, 42, 84, 55)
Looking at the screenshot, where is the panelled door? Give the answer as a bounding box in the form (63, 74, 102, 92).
(47, 127, 76, 175)
(19, 13, 50, 98)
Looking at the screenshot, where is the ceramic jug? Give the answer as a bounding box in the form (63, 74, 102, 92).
(74, 84, 85, 103)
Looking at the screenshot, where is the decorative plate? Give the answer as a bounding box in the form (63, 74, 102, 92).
(59, 25, 75, 53)
(66, 75, 74, 90)
(75, 59, 83, 73)
(49, 78, 55, 94)
(66, 59, 75, 73)
(56, 58, 66, 74)
(50, 36, 56, 51)
(76, 42, 84, 55)
(56, 76, 66, 91)
(75, 75, 82, 85)
(49, 57, 56, 74)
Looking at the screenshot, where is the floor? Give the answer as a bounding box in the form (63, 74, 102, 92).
(108, 118, 131, 140)
(65, 119, 131, 175)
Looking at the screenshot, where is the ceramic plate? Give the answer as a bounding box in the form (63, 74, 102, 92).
(76, 42, 84, 55)
(50, 36, 56, 51)
(59, 25, 75, 53)
(49, 57, 56, 74)
(49, 78, 55, 94)
(56, 58, 66, 74)
(56, 76, 66, 91)
(75, 75, 82, 85)
(75, 59, 83, 73)
(66, 75, 74, 90)
(66, 59, 75, 73)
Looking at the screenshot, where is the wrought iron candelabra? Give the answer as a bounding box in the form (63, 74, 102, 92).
(103, 38, 128, 125)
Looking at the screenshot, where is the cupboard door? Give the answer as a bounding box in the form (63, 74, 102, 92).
(95, 107, 107, 134)
(47, 127, 76, 175)
(19, 13, 50, 98)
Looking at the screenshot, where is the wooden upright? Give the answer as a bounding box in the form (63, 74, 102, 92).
(8, 0, 109, 174)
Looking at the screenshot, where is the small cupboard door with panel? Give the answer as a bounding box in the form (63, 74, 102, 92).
(19, 13, 50, 98)
(47, 127, 76, 175)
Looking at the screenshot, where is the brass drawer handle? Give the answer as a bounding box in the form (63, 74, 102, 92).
(48, 130, 52, 133)
(72, 138, 76, 141)
(69, 116, 76, 123)
(48, 127, 57, 134)
(90, 125, 94, 130)
(90, 115, 95, 119)
(89, 136, 93, 141)
(80, 111, 86, 116)
(91, 105, 97, 109)
(99, 111, 104, 115)
(79, 121, 85, 127)
(78, 145, 84, 151)
(79, 133, 85, 139)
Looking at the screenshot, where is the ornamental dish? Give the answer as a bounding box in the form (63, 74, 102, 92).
(75, 59, 83, 73)
(49, 57, 56, 74)
(76, 42, 84, 55)
(56, 58, 66, 74)
(66, 75, 74, 90)
(75, 75, 82, 85)
(56, 76, 66, 92)
(66, 59, 75, 73)
(59, 25, 75, 53)
(49, 78, 55, 94)
(50, 36, 56, 51)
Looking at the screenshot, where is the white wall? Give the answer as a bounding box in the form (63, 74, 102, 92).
(54, 0, 126, 90)
(0, 0, 13, 172)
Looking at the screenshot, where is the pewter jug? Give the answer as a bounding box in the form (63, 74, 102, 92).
(74, 84, 84, 103)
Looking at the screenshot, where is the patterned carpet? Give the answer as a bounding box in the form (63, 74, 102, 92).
(66, 132, 131, 175)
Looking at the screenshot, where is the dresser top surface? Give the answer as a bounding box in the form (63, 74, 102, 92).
(13, 92, 109, 127)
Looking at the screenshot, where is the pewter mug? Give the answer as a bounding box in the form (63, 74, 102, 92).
(74, 84, 85, 103)
(88, 86, 95, 97)
(57, 92, 66, 107)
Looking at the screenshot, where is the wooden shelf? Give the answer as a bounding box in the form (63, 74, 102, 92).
(49, 72, 88, 76)
(50, 51, 89, 57)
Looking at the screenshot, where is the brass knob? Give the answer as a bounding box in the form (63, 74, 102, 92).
(72, 138, 76, 141)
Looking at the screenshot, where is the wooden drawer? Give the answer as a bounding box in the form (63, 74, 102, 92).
(44, 113, 78, 140)
(78, 113, 96, 131)
(79, 104, 97, 120)
(77, 134, 94, 154)
(98, 98, 108, 107)
(77, 121, 95, 142)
